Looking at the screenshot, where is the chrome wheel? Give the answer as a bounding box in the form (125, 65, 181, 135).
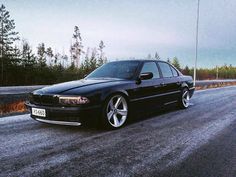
(182, 90, 190, 108)
(106, 95, 128, 128)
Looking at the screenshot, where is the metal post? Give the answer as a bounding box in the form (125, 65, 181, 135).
(194, 0, 200, 86)
(0, 38, 3, 86)
(1, 9, 3, 85)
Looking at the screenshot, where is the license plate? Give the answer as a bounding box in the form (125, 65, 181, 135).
(32, 108, 46, 117)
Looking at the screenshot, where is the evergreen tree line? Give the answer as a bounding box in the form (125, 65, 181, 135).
(146, 54, 236, 80)
(1, 4, 236, 86)
(167, 57, 236, 80)
(0, 4, 107, 86)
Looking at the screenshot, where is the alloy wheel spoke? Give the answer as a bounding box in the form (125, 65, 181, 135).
(183, 91, 188, 98)
(182, 91, 190, 107)
(107, 111, 113, 120)
(113, 114, 119, 126)
(114, 97, 122, 108)
(117, 109, 127, 116)
(186, 99, 189, 104)
(109, 100, 115, 110)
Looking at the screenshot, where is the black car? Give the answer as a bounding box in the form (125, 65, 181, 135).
(26, 60, 194, 129)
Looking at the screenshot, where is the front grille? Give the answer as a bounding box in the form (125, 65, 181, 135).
(30, 94, 59, 106)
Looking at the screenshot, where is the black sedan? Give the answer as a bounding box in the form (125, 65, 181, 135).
(26, 60, 195, 129)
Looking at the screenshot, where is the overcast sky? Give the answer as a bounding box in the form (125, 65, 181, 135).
(3, 0, 236, 68)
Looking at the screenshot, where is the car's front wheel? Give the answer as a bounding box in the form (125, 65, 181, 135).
(102, 94, 128, 129)
(179, 88, 190, 109)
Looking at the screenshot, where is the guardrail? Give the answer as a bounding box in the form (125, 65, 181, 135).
(195, 79, 236, 86)
(0, 85, 47, 95)
(1, 80, 236, 95)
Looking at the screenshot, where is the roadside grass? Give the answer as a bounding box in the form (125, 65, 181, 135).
(195, 81, 236, 90)
(0, 100, 27, 117)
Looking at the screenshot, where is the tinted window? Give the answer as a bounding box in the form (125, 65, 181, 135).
(86, 61, 140, 79)
(158, 62, 173, 78)
(170, 66, 179, 77)
(140, 62, 160, 78)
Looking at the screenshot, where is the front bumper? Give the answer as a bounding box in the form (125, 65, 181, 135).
(25, 102, 101, 126)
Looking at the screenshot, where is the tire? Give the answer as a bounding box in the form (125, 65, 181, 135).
(179, 88, 190, 109)
(101, 94, 129, 129)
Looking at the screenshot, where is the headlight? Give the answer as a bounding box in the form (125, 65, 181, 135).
(59, 96, 90, 105)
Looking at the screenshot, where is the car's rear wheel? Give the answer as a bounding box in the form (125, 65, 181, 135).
(102, 94, 128, 129)
(179, 88, 190, 109)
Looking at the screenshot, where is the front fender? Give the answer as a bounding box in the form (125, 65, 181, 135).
(100, 89, 129, 102)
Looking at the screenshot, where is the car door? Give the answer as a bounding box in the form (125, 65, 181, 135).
(157, 61, 181, 105)
(132, 61, 165, 111)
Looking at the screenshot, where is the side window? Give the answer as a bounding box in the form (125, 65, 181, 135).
(158, 62, 173, 78)
(170, 66, 179, 77)
(140, 62, 160, 78)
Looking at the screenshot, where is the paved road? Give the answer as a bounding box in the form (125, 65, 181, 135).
(1, 86, 236, 177)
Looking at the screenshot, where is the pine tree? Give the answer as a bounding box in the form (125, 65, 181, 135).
(183, 65, 190, 75)
(147, 54, 152, 59)
(20, 40, 36, 84)
(54, 53, 60, 65)
(46, 47, 53, 65)
(70, 26, 83, 68)
(61, 54, 68, 68)
(90, 47, 97, 71)
(154, 52, 160, 60)
(97, 40, 107, 66)
(12, 45, 21, 65)
(172, 57, 181, 70)
(0, 4, 19, 56)
(21, 40, 35, 67)
(37, 43, 46, 67)
(83, 47, 91, 72)
(0, 4, 19, 85)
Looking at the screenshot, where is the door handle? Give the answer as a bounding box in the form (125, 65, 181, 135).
(177, 81, 181, 85)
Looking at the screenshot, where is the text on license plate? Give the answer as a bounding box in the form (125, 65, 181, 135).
(32, 108, 46, 117)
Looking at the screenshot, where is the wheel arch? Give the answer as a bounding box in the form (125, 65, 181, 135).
(181, 82, 190, 91)
(100, 90, 130, 129)
(100, 89, 130, 104)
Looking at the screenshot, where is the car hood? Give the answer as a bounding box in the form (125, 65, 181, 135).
(34, 78, 128, 95)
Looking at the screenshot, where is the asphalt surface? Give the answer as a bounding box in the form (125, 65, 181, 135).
(1, 86, 236, 177)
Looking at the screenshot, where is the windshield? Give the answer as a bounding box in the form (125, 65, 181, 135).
(86, 61, 140, 80)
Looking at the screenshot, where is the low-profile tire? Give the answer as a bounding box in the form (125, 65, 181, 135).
(101, 94, 129, 129)
(179, 88, 190, 109)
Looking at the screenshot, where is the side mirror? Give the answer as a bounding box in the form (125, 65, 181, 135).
(140, 72, 153, 80)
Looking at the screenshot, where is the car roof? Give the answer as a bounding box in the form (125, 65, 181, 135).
(110, 59, 168, 63)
